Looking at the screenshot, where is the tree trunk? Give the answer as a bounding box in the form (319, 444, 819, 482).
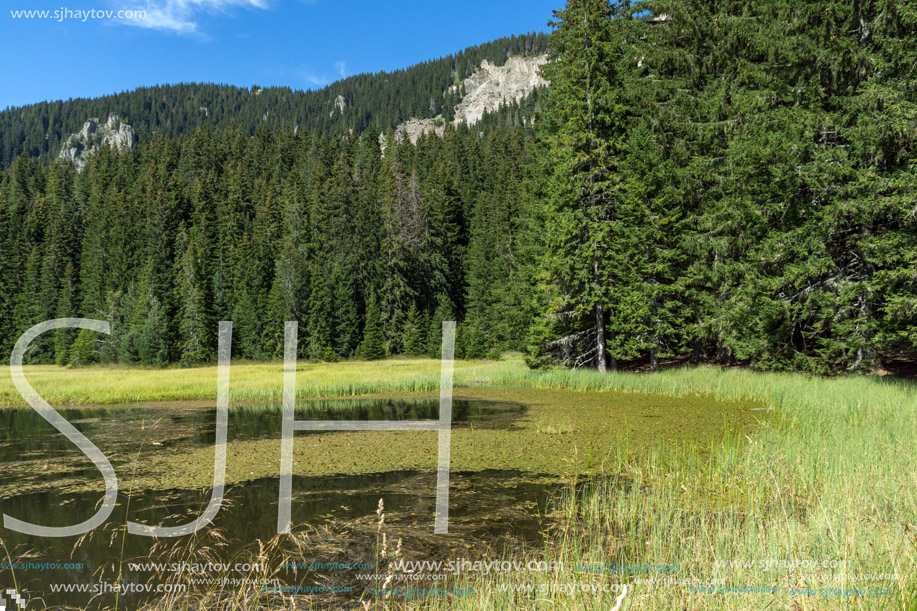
(690, 338, 703, 364)
(650, 347, 658, 373)
(595, 303, 607, 373)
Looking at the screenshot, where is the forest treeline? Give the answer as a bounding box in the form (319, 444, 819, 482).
(0, 33, 547, 168)
(1, 0, 915, 373)
(0, 122, 532, 365)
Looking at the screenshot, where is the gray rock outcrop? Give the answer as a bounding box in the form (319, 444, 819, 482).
(58, 114, 137, 172)
(391, 54, 549, 144)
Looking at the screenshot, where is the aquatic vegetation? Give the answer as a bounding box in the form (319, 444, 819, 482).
(0, 388, 759, 494)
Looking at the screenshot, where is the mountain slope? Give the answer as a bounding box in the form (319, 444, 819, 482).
(393, 54, 548, 143)
(0, 33, 548, 168)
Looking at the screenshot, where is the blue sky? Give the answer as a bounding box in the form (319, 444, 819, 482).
(2, 0, 559, 110)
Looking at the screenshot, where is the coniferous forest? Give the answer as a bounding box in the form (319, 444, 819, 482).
(1, 0, 915, 374)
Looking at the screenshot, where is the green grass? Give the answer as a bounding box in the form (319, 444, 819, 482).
(0, 357, 507, 407)
(414, 363, 917, 611)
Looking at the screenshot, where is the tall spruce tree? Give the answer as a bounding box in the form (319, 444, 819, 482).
(360, 295, 386, 360)
(402, 303, 427, 355)
(176, 227, 214, 365)
(528, 0, 630, 371)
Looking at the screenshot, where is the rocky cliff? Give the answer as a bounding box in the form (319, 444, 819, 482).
(393, 54, 548, 143)
(453, 55, 548, 125)
(58, 115, 137, 171)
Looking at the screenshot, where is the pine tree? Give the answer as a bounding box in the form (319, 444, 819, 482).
(263, 174, 309, 357)
(138, 295, 169, 365)
(176, 228, 214, 365)
(378, 149, 421, 350)
(462, 192, 495, 359)
(331, 264, 360, 357)
(12, 247, 44, 358)
(53, 262, 76, 365)
(402, 303, 426, 355)
(528, 0, 629, 371)
(305, 266, 332, 361)
(360, 295, 386, 360)
(1, 24, 911, 376)
(69, 328, 97, 366)
(427, 295, 455, 358)
(0, 189, 12, 361)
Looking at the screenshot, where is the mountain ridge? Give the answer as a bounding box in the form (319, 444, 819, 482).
(0, 32, 548, 168)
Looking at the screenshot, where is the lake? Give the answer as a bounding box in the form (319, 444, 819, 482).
(0, 398, 565, 609)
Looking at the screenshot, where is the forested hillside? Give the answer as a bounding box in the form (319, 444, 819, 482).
(0, 33, 547, 168)
(0, 0, 914, 374)
(0, 124, 531, 365)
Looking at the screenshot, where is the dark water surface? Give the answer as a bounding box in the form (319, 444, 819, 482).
(0, 399, 562, 609)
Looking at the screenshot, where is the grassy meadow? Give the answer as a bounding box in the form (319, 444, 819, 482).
(418, 366, 917, 611)
(0, 357, 506, 407)
(1, 357, 914, 610)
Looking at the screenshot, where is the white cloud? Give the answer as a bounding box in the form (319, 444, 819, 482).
(296, 61, 349, 88)
(296, 66, 329, 87)
(119, 0, 268, 34)
(305, 74, 329, 87)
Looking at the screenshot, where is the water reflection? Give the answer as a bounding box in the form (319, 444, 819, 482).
(0, 399, 560, 610)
